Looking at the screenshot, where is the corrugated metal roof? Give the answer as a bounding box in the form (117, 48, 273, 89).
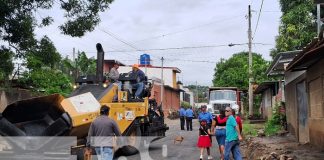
(287, 35, 324, 71)
(266, 50, 300, 76)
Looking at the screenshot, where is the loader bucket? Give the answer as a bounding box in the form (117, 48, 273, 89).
(0, 94, 72, 136)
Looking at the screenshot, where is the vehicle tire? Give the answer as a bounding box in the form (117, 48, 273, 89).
(120, 127, 141, 156)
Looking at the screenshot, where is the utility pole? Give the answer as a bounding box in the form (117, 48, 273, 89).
(317, 4, 321, 35)
(161, 57, 164, 106)
(144, 57, 148, 75)
(196, 81, 199, 104)
(77, 50, 80, 78)
(73, 47, 76, 81)
(248, 5, 253, 116)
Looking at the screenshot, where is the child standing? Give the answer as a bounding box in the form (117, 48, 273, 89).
(197, 119, 212, 160)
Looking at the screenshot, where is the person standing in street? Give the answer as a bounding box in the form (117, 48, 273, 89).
(87, 105, 122, 160)
(232, 109, 242, 133)
(179, 106, 186, 130)
(197, 119, 212, 160)
(224, 106, 243, 160)
(198, 105, 213, 128)
(185, 107, 194, 131)
(198, 105, 213, 160)
(211, 108, 227, 160)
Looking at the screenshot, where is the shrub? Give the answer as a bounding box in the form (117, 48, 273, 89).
(264, 103, 282, 136)
(180, 101, 191, 109)
(19, 68, 72, 96)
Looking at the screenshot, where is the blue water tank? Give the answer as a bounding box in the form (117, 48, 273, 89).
(140, 54, 150, 65)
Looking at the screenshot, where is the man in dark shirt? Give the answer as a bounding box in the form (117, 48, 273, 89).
(131, 64, 145, 98)
(87, 105, 121, 160)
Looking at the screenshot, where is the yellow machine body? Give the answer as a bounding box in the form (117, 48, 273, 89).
(59, 84, 148, 138)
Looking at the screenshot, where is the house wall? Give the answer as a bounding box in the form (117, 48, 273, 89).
(284, 71, 306, 138)
(150, 84, 180, 116)
(306, 59, 324, 148)
(180, 88, 194, 107)
(0, 89, 37, 112)
(261, 89, 273, 119)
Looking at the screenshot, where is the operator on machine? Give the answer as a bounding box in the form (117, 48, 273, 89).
(131, 64, 145, 99)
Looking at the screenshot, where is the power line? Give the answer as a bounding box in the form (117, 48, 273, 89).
(252, 0, 265, 40)
(98, 27, 139, 50)
(57, 42, 272, 54)
(131, 15, 243, 44)
(164, 58, 217, 64)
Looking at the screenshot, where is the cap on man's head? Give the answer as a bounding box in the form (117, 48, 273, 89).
(201, 105, 207, 108)
(132, 64, 139, 69)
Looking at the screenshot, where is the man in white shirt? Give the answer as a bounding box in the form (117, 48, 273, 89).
(109, 63, 119, 83)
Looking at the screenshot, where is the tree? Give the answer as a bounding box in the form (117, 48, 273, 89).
(60, 51, 96, 80)
(77, 52, 96, 76)
(213, 52, 269, 90)
(1, 0, 114, 81)
(19, 68, 72, 96)
(0, 47, 14, 81)
(26, 36, 61, 70)
(271, 0, 316, 59)
(0, 0, 114, 57)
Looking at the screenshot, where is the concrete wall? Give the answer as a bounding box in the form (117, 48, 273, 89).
(261, 88, 273, 119)
(0, 89, 37, 112)
(150, 84, 180, 116)
(284, 71, 306, 138)
(306, 59, 324, 148)
(180, 88, 194, 106)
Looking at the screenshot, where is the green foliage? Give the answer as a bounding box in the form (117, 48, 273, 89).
(77, 52, 96, 75)
(264, 121, 281, 136)
(26, 36, 61, 70)
(185, 85, 208, 103)
(243, 123, 258, 137)
(213, 52, 270, 90)
(180, 101, 191, 109)
(0, 0, 114, 57)
(0, 46, 14, 81)
(19, 68, 72, 96)
(271, 0, 316, 59)
(264, 103, 282, 136)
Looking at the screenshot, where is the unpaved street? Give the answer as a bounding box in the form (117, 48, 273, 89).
(118, 119, 221, 160)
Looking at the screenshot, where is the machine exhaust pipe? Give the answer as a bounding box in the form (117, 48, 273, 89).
(96, 43, 104, 85)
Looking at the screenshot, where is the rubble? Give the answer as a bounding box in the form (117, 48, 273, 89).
(257, 129, 266, 137)
(241, 135, 324, 160)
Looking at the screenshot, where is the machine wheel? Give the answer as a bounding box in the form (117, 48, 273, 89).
(121, 127, 141, 156)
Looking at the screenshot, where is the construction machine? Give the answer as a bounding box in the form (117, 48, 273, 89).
(0, 43, 168, 159)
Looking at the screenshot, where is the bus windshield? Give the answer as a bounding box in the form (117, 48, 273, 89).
(209, 90, 236, 101)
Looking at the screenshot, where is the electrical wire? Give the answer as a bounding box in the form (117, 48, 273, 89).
(57, 42, 272, 55)
(131, 15, 243, 44)
(98, 27, 139, 50)
(165, 58, 217, 64)
(252, 0, 265, 40)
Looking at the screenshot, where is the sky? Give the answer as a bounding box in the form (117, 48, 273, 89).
(34, 0, 282, 86)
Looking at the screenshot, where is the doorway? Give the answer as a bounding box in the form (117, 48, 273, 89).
(296, 81, 309, 143)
